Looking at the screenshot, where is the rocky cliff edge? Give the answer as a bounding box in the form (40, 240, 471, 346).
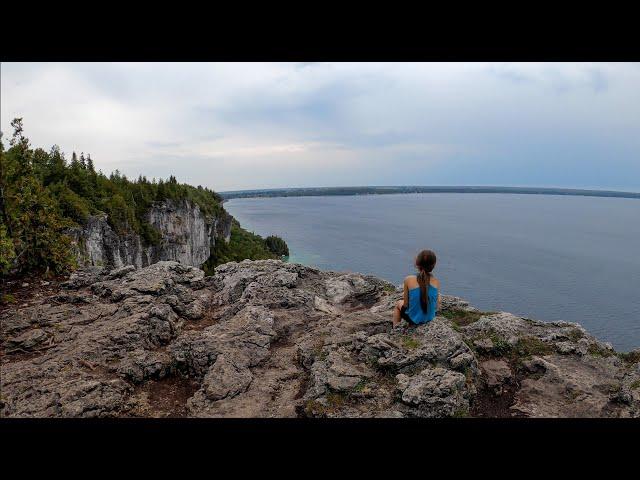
(1, 260, 639, 418)
(69, 199, 232, 269)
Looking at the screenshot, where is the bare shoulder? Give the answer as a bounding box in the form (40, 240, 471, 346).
(430, 276, 441, 288)
(404, 275, 418, 287)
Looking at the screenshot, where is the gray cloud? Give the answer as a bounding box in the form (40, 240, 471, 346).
(1, 62, 639, 192)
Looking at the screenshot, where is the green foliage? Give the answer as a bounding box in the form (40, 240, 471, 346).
(402, 335, 420, 350)
(140, 221, 162, 246)
(0, 223, 16, 275)
(453, 407, 470, 418)
(587, 343, 615, 358)
(49, 183, 91, 224)
(202, 224, 281, 275)
(617, 350, 640, 364)
(103, 193, 136, 235)
(488, 332, 513, 356)
(352, 379, 370, 393)
(264, 235, 289, 257)
(1, 292, 16, 304)
(441, 308, 487, 327)
(567, 328, 585, 342)
(6, 175, 76, 275)
(1, 120, 77, 275)
(513, 336, 553, 358)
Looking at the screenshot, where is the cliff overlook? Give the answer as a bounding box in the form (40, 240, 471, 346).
(0, 119, 285, 278)
(1, 260, 638, 418)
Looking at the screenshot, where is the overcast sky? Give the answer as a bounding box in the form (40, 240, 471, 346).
(1, 62, 639, 192)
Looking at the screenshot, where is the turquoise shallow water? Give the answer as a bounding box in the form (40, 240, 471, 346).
(226, 193, 640, 351)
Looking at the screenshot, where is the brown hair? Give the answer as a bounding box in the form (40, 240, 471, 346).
(415, 249, 437, 313)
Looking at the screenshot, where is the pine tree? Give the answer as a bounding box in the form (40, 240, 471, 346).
(9, 174, 75, 274)
(0, 132, 11, 236)
(86, 154, 95, 173)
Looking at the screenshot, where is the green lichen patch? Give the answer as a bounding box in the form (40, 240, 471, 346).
(402, 335, 420, 350)
(513, 337, 554, 358)
(440, 308, 485, 327)
(587, 343, 615, 358)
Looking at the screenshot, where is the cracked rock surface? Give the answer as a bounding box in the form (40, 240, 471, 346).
(1, 260, 639, 418)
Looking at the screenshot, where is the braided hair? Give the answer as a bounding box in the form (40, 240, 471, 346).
(415, 250, 437, 312)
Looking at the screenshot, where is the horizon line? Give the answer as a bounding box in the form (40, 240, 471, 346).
(220, 185, 640, 195)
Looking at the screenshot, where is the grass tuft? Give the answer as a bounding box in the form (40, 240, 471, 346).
(402, 335, 420, 350)
(1, 293, 16, 304)
(587, 343, 615, 358)
(514, 337, 553, 358)
(352, 379, 370, 393)
(567, 328, 585, 342)
(452, 407, 470, 418)
(440, 308, 485, 327)
(618, 350, 640, 364)
(489, 333, 512, 356)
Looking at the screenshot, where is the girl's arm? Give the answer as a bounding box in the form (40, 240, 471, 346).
(403, 277, 409, 307)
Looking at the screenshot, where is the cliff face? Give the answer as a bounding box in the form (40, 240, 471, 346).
(70, 199, 232, 269)
(1, 260, 638, 418)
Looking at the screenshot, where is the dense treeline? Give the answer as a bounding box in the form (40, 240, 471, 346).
(0, 119, 287, 277)
(221, 185, 640, 200)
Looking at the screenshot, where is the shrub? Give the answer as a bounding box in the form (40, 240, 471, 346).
(0, 223, 16, 275)
(264, 235, 289, 257)
(50, 183, 91, 224)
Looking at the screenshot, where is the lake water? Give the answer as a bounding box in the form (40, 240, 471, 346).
(225, 194, 640, 351)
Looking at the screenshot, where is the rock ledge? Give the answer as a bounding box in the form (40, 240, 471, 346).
(1, 260, 638, 418)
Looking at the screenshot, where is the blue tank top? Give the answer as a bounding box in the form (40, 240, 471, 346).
(406, 284, 438, 324)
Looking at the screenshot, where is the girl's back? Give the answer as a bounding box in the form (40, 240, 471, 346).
(405, 274, 439, 324)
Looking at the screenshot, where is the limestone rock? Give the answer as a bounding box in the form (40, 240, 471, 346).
(481, 359, 513, 394)
(396, 367, 470, 417)
(69, 199, 233, 269)
(1, 259, 638, 418)
(5, 328, 48, 350)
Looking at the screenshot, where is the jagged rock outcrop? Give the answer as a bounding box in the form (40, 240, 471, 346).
(69, 199, 232, 269)
(1, 260, 639, 418)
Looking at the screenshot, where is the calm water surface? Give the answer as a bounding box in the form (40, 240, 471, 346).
(226, 194, 640, 351)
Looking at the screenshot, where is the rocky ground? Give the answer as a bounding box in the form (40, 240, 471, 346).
(1, 260, 639, 418)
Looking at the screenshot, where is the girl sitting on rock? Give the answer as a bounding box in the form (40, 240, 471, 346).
(393, 249, 440, 326)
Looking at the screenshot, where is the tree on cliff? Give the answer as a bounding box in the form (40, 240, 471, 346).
(264, 235, 289, 257)
(0, 119, 76, 275)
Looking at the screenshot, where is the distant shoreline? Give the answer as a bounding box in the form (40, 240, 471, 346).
(220, 186, 640, 201)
